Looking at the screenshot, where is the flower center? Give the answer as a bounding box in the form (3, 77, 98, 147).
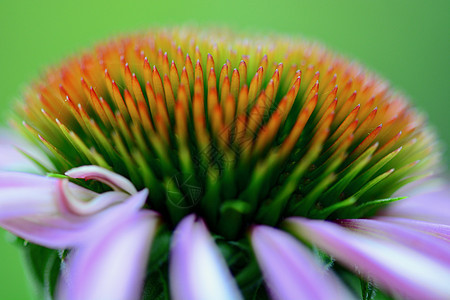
(16, 28, 437, 239)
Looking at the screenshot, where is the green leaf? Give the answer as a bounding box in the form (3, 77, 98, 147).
(141, 266, 170, 300)
(361, 278, 376, 300)
(45, 253, 62, 299)
(217, 200, 250, 239)
(312, 246, 334, 270)
(252, 282, 271, 300)
(147, 227, 171, 273)
(22, 243, 62, 300)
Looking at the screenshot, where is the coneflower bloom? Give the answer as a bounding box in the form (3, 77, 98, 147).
(0, 28, 449, 300)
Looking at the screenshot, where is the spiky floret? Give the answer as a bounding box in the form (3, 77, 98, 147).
(15, 28, 437, 239)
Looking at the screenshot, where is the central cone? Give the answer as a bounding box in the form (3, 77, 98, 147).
(15, 28, 437, 239)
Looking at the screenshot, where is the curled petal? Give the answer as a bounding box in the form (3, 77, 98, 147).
(382, 188, 450, 225)
(58, 209, 160, 300)
(170, 214, 243, 300)
(286, 217, 450, 300)
(0, 169, 147, 248)
(59, 179, 129, 215)
(251, 225, 353, 300)
(65, 165, 137, 194)
(1, 189, 149, 249)
(0, 172, 91, 220)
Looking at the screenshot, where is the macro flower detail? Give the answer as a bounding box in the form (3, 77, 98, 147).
(0, 28, 448, 299)
(58, 207, 159, 300)
(286, 217, 450, 299)
(250, 225, 353, 300)
(0, 166, 145, 247)
(0, 165, 160, 299)
(170, 214, 243, 300)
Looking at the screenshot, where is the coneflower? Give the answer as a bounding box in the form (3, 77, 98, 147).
(0, 28, 448, 300)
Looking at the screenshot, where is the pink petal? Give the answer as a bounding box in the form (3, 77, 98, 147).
(0, 172, 93, 220)
(381, 187, 450, 225)
(58, 179, 129, 215)
(286, 217, 450, 300)
(170, 214, 243, 300)
(1, 189, 149, 249)
(0, 130, 51, 172)
(251, 225, 353, 300)
(58, 209, 160, 300)
(0, 171, 58, 187)
(373, 216, 450, 241)
(65, 165, 137, 194)
(0, 169, 147, 249)
(337, 218, 450, 266)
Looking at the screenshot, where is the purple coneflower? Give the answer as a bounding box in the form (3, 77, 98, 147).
(0, 28, 449, 300)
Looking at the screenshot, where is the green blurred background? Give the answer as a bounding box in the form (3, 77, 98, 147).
(0, 0, 449, 298)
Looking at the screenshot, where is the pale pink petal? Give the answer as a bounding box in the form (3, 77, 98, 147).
(59, 179, 129, 215)
(1, 189, 149, 248)
(0, 172, 93, 220)
(0, 169, 148, 249)
(381, 187, 450, 225)
(251, 225, 353, 300)
(65, 165, 137, 194)
(58, 209, 160, 300)
(286, 217, 450, 300)
(337, 218, 450, 266)
(170, 214, 243, 300)
(0, 129, 51, 172)
(0, 171, 58, 187)
(373, 216, 450, 241)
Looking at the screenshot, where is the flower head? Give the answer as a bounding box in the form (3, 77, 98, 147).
(1, 28, 448, 299)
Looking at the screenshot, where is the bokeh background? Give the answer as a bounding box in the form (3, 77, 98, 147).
(0, 0, 449, 298)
